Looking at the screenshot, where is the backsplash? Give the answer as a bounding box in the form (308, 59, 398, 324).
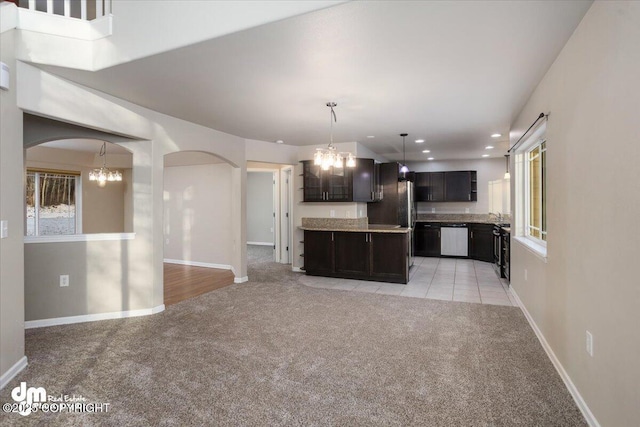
(302, 217, 368, 229)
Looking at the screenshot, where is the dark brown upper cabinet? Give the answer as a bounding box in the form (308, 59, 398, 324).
(302, 159, 380, 202)
(416, 171, 477, 202)
(415, 172, 445, 202)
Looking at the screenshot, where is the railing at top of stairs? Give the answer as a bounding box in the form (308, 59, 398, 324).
(19, 0, 111, 21)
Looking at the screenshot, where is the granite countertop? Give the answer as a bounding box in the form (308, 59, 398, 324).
(300, 225, 411, 234)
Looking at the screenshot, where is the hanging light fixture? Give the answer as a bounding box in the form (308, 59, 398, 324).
(313, 102, 356, 170)
(89, 141, 122, 187)
(399, 133, 409, 174)
(504, 154, 511, 179)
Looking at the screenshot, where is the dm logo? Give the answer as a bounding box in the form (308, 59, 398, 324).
(11, 382, 47, 416)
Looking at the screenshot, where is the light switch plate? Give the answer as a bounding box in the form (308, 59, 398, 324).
(0, 220, 8, 239)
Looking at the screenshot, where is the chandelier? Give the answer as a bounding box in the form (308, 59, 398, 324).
(313, 102, 356, 170)
(89, 141, 122, 187)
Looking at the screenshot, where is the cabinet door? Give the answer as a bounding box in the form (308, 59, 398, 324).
(445, 171, 472, 201)
(304, 231, 334, 274)
(415, 173, 430, 201)
(369, 233, 409, 283)
(469, 224, 493, 262)
(302, 161, 324, 202)
(352, 159, 375, 202)
(325, 167, 352, 201)
(414, 223, 440, 256)
(423, 227, 441, 256)
(334, 232, 369, 277)
(429, 172, 445, 201)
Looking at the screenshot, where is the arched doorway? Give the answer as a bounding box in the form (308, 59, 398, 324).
(162, 151, 236, 305)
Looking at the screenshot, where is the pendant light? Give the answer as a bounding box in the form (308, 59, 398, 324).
(89, 141, 122, 187)
(313, 102, 356, 170)
(399, 133, 409, 173)
(504, 154, 511, 179)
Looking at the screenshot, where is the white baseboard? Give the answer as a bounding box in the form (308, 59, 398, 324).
(234, 276, 248, 283)
(24, 304, 165, 329)
(164, 258, 233, 271)
(292, 267, 303, 273)
(247, 242, 274, 246)
(509, 287, 600, 427)
(0, 356, 28, 390)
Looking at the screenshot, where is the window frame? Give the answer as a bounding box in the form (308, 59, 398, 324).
(514, 121, 547, 258)
(26, 168, 83, 237)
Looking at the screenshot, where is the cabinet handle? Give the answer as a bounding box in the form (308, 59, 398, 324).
(438, 231, 440, 238)
(365, 233, 368, 243)
(468, 194, 471, 201)
(332, 232, 334, 241)
(471, 231, 474, 239)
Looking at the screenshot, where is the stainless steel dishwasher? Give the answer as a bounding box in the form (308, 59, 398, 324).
(440, 223, 469, 256)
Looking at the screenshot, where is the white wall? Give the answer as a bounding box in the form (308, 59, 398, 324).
(407, 157, 506, 214)
(164, 163, 232, 267)
(509, 2, 640, 426)
(247, 172, 274, 245)
(0, 28, 25, 386)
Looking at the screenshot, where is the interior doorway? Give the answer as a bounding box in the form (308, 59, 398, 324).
(246, 162, 293, 267)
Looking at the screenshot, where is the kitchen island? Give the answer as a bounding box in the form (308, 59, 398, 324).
(301, 218, 411, 284)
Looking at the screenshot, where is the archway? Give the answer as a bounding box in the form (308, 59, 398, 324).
(162, 151, 236, 305)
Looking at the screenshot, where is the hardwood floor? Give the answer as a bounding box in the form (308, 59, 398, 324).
(164, 263, 235, 306)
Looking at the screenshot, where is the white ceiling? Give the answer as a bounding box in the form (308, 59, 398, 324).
(41, 1, 592, 161)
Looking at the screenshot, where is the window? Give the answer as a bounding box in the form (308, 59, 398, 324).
(26, 170, 81, 236)
(526, 139, 546, 243)
(515, 121, 547, 254)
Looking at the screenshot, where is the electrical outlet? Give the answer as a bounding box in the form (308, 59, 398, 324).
(330, 210, 335, 218)
(346, 211, 351, 218)
(586, 331, 594, 356)
(431, 208, 435, 213)
(60, 275, 69, 287)
(465, 208, 470, 213)
(524, 269, 528, 281)
(0, 220, 7, 239)
(270, 227, 273, 233)
(359, 209, 363, 217)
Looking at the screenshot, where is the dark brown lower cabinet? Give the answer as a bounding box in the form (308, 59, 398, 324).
(414, 223, 441, 257)
(304, 230, 409, 284)
(469, 224, 494, 263)
(334, 232, 369, 278)
(369, 233, 409, 282)
(304, 231, 334, 275)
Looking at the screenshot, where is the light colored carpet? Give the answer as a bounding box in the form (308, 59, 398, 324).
(0, 261, 586, 426)
(248, 244, 274, 265)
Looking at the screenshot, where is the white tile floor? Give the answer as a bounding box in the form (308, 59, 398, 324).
(300, 257, 518, 307)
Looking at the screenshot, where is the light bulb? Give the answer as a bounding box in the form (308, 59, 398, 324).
(314, 150, 323, 166)
(346, 154, 356, 168)
(334, 154, 343, 168)
(504, 172, 511, 180)
(400, 165, 410, 173)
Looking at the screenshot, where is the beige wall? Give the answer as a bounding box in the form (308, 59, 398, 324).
(163, 163, 233, 266)
(0, 29, 26, 384)
(407, 157, 506, 214)
(510, 2, 640, 425)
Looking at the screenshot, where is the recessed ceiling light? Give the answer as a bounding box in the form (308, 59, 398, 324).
(485, 145, 494, 149)
(367, 135, 375, 139)
(427, 157, 434, 161)
(482, 154, 490, 158)
(415, 139, 425, 143)
(422, 150, 430, 153)
(491, 133, 502, 138)
(275, 140, 284, 144)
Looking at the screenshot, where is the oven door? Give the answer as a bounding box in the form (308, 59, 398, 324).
(493, 228, 502, 276)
